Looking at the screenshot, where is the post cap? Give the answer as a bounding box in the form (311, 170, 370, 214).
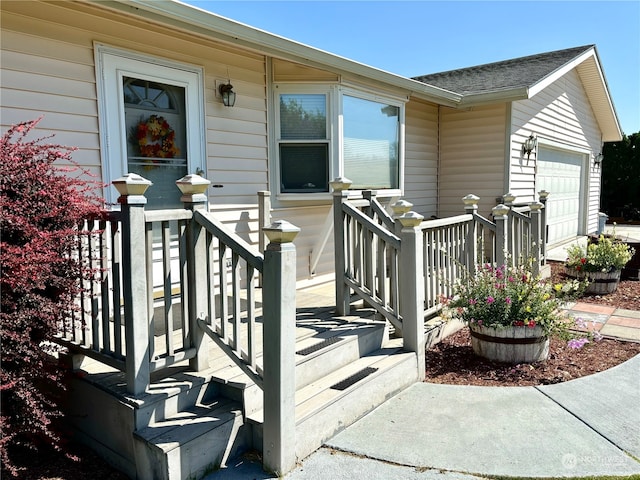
(492, 204, 510, 217)
(176, 174, 211, 195)
(502, 192, 516, 204)
(264, 220, 300, 243)
(391, 199, 413, 216)
(462, 194, 480, 206)
(329, 177, 353, 192)
(529, 201, 544, 211)
(398, 211, 424, 227)
(538, 190, 550, 200)
(112, 173, 152, 196)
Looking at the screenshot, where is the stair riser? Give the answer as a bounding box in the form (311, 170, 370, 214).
(295, 354, 418, 461)
(134, 414, 250, 480)
(140, 380, 221, 427)
(296, 324, 387, 389)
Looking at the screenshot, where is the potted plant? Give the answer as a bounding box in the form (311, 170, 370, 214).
(442, 263, 587, 364)
(565, 234, 635, 294)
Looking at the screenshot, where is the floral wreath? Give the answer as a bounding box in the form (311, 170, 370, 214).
(136, 115, 180, 158)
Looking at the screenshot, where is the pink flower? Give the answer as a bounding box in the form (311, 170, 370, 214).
(469, 298, 477, 305)
(505, 297, 512, 305)
(486, 296, 495, 304)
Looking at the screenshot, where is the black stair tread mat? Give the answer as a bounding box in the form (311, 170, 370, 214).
(296, 336, 344, 356)
(330, 366, 378, 391)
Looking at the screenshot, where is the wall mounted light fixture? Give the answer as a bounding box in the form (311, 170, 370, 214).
(521, 133, 537, 159)
(594, 152, 603, 168)
(218, 81, 236, 107)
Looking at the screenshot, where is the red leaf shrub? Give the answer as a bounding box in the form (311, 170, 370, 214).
(0, 119, 104, 476)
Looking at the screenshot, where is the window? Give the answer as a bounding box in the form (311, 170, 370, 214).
(343, 95, 399, 190)
(277, 93, 330, 193)
(123, 77, 187, 210)
(95, 45, 205, 207)
(274, 86, 403, 197)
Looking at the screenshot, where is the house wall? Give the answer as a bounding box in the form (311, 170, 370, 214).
(438, 103, 508, 218)
(404, 99, 439, 218)
(1, 1, 440, 285)
(511, 69, 603, 234)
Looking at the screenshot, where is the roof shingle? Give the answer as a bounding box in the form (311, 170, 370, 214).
(413, 45, 595, 96)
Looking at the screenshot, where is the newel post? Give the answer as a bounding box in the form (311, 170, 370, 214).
(398, 211, 426, 380)
(112, 173, 152, 396)
(177, 174, 212, 372)
(262, 220, 299, 476)
(331, 177, 352, 316)
(462, 194, 480, 271)
(529, 201, 544, 278)
(492, 204, 510, 267)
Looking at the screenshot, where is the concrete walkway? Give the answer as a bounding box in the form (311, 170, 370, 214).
(206, 304, 640, 480)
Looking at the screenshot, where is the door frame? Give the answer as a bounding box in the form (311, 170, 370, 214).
(94, 43, 206, 206)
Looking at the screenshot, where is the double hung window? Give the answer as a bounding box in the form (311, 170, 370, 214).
(275, 86, 403, 197)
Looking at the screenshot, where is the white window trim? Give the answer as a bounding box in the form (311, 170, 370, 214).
(271, 83, 406, 203)
(94, 44, 206, 206)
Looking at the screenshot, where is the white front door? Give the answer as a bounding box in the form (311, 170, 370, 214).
(537, 146, 585, 246)
(95, 45, 205, 206)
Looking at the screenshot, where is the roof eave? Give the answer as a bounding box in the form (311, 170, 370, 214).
(93, 0, 461, 107)
(457, 87, 530, 107)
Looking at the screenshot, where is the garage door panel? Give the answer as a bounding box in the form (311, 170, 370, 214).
(537, 147, 585, 246)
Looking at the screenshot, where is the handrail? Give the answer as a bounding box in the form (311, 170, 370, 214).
(342, 201, 401, 248)
(419, 213, 472, 230)
(472, 212, 496, 231)
(195, 210, 264, 271)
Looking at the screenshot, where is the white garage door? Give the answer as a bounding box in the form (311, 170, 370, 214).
(537, 147, 585, 246)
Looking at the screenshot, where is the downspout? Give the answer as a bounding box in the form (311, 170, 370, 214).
(504, 102, 513, 195)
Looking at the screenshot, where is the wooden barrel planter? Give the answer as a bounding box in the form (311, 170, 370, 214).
(566, 268, 621, 294)
(469, 324, 549, 364)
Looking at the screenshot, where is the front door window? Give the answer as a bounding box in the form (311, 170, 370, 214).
(124, 77, 187, 210)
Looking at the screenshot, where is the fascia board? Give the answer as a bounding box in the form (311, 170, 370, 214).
(96, 0, 461, 107)
(457, 87, 530, 107)
(527, 48, 596, 98)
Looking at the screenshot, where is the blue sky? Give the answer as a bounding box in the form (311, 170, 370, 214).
(184, 1, 640, 136)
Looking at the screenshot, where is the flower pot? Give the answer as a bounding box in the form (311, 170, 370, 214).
(566, 267, 621, 294)
(469, 324, 549, 363)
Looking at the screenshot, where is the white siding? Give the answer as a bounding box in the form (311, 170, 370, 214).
(404, 99, 439, 218)
(1, 0, 268, 211)
(511, 69, 602, 234)
(438, 104, 507, 217)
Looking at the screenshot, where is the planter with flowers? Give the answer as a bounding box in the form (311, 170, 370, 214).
(565, 234, 635, 294)
(442, 263, 587, 364)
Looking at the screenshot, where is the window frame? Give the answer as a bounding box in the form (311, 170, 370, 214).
(94, 44, 206, 207)
(272, 83, 405, 202)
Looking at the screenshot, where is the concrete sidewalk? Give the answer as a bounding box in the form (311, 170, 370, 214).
(207, 355, 640, 479)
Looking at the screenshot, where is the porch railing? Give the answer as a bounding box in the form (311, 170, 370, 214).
(57, 173, 298, 474)
(332, 180, 548, 331)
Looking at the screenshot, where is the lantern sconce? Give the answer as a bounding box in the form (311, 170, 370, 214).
(218, 81, 236, 107)
(593, 152, 603, 168)
(521, 133, 537, 160)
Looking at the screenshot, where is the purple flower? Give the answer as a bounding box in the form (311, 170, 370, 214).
(505, 297, 512, 305)
(568, 338, 590, 349)
(486, 296, 495, 304)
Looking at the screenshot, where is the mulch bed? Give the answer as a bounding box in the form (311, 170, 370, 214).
(425, 261, 640, 387)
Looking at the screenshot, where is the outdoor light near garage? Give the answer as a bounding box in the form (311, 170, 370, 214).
(594, 152, 604, 168)
(522, 133, 537, 159)
(218, 81, 236, 107)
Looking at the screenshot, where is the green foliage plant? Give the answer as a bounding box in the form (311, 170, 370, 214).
(565, 234, 634, 274)
(0, 118, 103, 476)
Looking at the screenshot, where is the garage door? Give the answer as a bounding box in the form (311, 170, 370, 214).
(537, 147, 585, 246)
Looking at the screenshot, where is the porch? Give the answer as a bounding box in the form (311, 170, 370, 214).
(57, 174, 548, 480)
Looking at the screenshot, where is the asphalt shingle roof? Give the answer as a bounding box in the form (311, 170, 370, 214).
(412, 45, 595, 96)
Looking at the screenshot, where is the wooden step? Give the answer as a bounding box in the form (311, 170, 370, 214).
(133, 397, 250, 480)
(247, 339, 418, 461)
